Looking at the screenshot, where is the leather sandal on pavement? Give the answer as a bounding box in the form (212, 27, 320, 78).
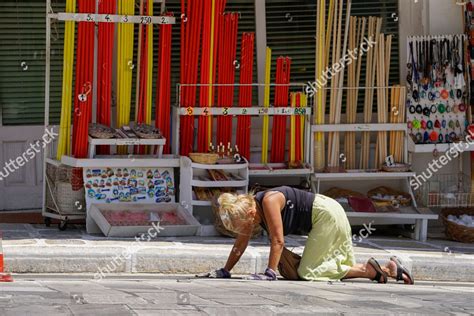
(368, 258, 388, 284)
(390, 256, 415, 285)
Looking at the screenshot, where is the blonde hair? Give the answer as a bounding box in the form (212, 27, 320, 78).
(217, 193, 256, 232)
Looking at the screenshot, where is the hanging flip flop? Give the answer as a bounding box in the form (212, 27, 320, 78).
(368, 258, 388, 284)
(390, 256, 414, 285)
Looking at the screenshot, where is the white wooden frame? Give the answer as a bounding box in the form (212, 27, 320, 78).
(309, 120, 438, 241)
(180, 156, 249, 236)
(173, 83, 314, 177)
(42, 0, 172, 224)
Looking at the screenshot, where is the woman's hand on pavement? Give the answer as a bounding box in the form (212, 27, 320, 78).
(244, 268, 277, 281)
(196, 268, 231, 279)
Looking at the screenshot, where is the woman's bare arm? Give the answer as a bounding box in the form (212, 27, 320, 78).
(262, 192, 286, 271)
(224, 230, 252, 272)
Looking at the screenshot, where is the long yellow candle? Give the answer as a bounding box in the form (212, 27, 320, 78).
(207, 0, 217, 150)
(300, 93, 306, 160)
(261, 47, 272, 164)
(314, 0, 326, 170)
(290, 93, 296, 163)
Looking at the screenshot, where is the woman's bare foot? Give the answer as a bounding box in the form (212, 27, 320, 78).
(384, 260, 412, 284)
(367, 258, 387, 283)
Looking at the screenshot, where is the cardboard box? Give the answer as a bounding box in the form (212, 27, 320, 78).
(89, 203, 200, 237)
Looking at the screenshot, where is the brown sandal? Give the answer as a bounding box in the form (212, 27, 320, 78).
(390, 256, 415, 285)
(368, 258, 388, 284)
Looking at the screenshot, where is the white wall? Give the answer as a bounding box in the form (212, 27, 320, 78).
(427, 0, 464, 35)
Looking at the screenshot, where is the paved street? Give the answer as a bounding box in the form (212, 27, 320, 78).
(0, 276, 473, 315)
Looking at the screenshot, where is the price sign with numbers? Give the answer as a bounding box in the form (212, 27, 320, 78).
(186, 107, 193, 116)
(222, 107, 229, 116)
(202, 107, 209, 116)
(241, 108, 248, 115)
(140, 16, 152, 24)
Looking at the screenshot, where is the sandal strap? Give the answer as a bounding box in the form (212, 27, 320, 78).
(368, 258, 388, 284)
(396, 266, 404, 281)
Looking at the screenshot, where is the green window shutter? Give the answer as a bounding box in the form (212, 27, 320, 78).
(266, 0, 400, 111)
(0, 1, 66, 126)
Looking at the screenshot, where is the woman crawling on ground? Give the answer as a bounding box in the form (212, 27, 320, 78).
(202, 186, 414, 283)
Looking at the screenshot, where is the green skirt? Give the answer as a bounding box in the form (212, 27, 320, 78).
(297, 194, 355, 281)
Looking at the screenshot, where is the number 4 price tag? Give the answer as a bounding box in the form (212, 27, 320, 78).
(385, 155, 395, 167)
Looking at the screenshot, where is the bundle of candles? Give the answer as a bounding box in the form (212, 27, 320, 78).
(72, 0, 95, 159)
(235, 33, 255, 161)
(96, 0, 116, 155)
(155, 13, 173, 154)
(326, 0, 351, 168)
(261, 47, 272, 164)
(180, 0, 205, 156)
(270, 57, 292, 163)
(54, 0, 174, 162)
(389, 86, 406, 163)
(209, 142, 241, 161)
(116, 0, 135, 155)
(374, 33, 393, 169)
(216, 12, 239, 147)
(289, 92, 306, 167)
(197, 0, 227, 153)
(344, 16, 366, 170)
(56, 0, 76, 160)
(135, 0, 154, 155)
(360, 17, 382, 169)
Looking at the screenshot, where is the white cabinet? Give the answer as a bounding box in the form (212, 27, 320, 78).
(180, 156, 249, 235)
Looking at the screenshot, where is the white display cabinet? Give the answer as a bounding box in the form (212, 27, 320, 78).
(180, 156, 249, 236)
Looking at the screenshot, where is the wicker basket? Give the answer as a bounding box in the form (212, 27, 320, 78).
(56, 181, 86, 215)
(135, 131, 162, 139)
(132, 123, 162, 139)
(189, 153, 219, 164)
(89, 123, 116, 139)
(324, 187, 365, 199)
(46, 163, 86, 215)
(440, 208, 474, 243)
(368, 186, 412, 207)
(211, 196, 262, 239)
